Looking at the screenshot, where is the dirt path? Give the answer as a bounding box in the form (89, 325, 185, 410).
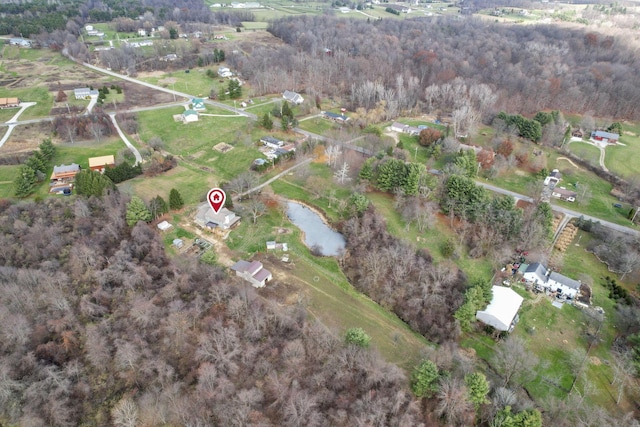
(238, 157, 314, 198)
(556, 156, 582, 169)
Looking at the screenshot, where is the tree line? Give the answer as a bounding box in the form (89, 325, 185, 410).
(228, 15, 640, 120)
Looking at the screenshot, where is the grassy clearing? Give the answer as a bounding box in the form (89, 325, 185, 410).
(53, 138, 125, 169)
(0, 87, 52, 119)
(568, 141, 601, 166)
(119, 163, 219, 206)
(138, 68, 222, 99)
(0, 108, 16, 122)
(0, 165, 20, 198)
(297, 117, 338, 135)
(605, 133, 640, 179)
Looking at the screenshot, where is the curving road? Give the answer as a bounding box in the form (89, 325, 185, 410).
(0, 102, 37, 149)
(75, 59, 257, 119)
(109, 113, 142, 165)
(476, 181, 640, 237)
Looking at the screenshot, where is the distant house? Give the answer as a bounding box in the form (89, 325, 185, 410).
(160, 53, 178, 61)
(74, 88, 99, 100)
(322, 111, 349, 123)
(390, 122, 421, 136)
(218, 67, 232, 78)
(88, 155, 115, 173)
(51, 163, 81, 182)
(339, 6, 351, 13)
(50, 164, 81, 194)
(191, 98, 206, 111)
(138, 29, 147, 36)
(386, 4, 411, 13)
(260, 136, 284, 149)
(182, 109, 199, 123)
(231, 259, 272, 288)
(0, 98, 20, 109)
(552, 187, 577, 202)
(213, 34, 228, 40)
(172, 238, 184, 249)
(476, 286, 524, 332)
(85, 25, 94, 31)
(9, 37, 32, 47)
(571, 129, 584, 138)
(543, 169, 561, 188)
(283, 90, 304, 105)
(591, 130, 619, 144)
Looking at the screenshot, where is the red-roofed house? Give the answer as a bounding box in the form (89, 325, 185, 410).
(230, 259, 272, 288)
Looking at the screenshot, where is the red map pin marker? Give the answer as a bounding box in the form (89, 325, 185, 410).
(207, 188, 226, 214)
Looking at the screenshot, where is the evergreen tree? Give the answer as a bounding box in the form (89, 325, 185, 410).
(126, 196, 152, 226)
(260, 113, 273, 130)
(39, 138, 56, 161)
(13, 165, 37, 197)
(169, 188, 184, 210)
(359, 158, 374, 182)
(75, 170, 115, 197)
(228, 79, 242, 99)
(149, 195, 168, 219)
(465, 372, 490, 411)
(281, 101, 293, 120)
(411, 360, 439, 398)
(344, 327, 371, 347)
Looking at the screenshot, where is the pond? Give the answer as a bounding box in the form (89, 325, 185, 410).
(286, 201, 346, 256)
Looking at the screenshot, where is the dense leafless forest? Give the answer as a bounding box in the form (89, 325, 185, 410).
(342, 210, 467, 344)
(229, 15, 640, 119)
(0, 196, 423, 426)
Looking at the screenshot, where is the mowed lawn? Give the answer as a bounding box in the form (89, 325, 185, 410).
(0, 165, 20, 198)
(119, 163, 219, 206)
(0, 87, 53, 119)
(605, 129, 640, 179)
(226, 200, 431, 370)
(138, 68, 223, 99)
(568, 141, 601, 166)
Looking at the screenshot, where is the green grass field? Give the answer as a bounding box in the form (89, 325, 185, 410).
(138, 68, 223, 99)
(568, 141, 600, 166)
(0, 87, 52, 119)
(297, 116, 338, 135)
(0, 165, 20, 198)
(605, 132, 640, 179)
(119, 163, 219, 206)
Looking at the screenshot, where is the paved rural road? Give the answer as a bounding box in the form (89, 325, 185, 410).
(477, 181, 640, 237)
(71, 56, 257, 120)
(109, 113, 143, 165)
(0, 102, 37, 148)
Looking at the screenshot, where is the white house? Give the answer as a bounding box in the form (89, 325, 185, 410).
(182, 109, 199, 122)
(523, 262, 581, 299)
(231, 260, 272, 288)
(543, 169, 561, 188)
(138, 29, 147, 36)
(260, 136, 284, 149)
(9, 37, 32, 47)
(547, 272, 580, 299)
(195, 205, 241, 231)
(218, 67, 232, 78)
(523, 263, 548, 287)
(283, 90, 304, 105)
(476, 286, 524, 332)
(74, 88, 99, 99)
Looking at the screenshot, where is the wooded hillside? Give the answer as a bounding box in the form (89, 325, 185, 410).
(231, 15, 640, 119)
(0, 195, 421, 426)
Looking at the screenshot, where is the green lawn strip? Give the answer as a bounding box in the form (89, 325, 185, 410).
(604, 133, 640, 179)
(568, 141, 601, 166)
(0, 109, 16, 122)
(297, 117, 337, 135)
(53, 139, 124, 169)
(0, 87, 52, 119)
(138, 68, 222, 99)
(0, 165, 20, 198)
(119, 163, 219, 206)
(270, 177, 348, 222)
